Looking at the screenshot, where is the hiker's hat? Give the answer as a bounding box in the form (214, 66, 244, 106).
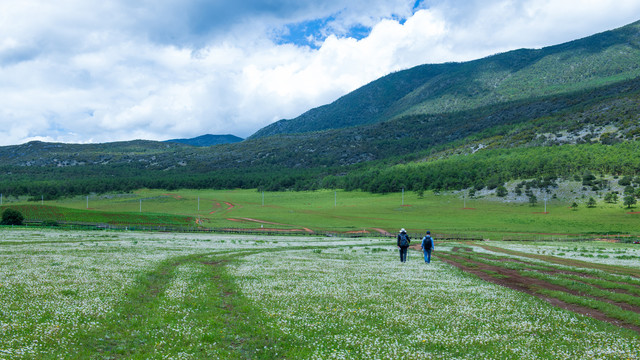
(426, 231, 430, 234)
(400, 228, 406, 233)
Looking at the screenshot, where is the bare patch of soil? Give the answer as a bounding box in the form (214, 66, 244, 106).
(224, 217, 314, 234)
(471, 242, 640, 278)
(371, 228, 393, 236)
(439, 249, 640, 334)
(221, 227, 311, 233)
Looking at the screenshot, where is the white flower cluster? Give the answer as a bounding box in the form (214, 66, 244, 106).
(233, 247, 640, 359)
(0, 229, 383, 357)
(485, 241, 640, 267)
(1, 229, 639, 359)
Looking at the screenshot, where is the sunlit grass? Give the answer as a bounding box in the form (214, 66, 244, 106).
(5, 188, 637, 237)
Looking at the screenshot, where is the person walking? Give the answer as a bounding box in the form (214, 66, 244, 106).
(421, 231, 434, 263)
(397, 228, 411, 263)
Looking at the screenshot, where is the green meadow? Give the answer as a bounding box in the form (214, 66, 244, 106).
(3, 189, 639, 239)
(1, 230, 639, 359)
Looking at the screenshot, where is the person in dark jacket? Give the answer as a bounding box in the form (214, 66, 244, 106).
(397, 228, 411, 263)
(421, 231, 434, 263)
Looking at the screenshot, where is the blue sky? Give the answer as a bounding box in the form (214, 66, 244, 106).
(1, 0, 640, 146)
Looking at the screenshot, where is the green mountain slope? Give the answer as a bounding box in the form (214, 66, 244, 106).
(249, 62, 459, 138)
(2, 20, 640, 197)
(251, 20, 640, 139)
(3, 73, 639, 196)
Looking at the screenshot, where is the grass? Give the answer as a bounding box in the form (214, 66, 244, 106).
(520, 270, 640, 307)
(3, 188, 640, 239)
(535, 288, 640, 327)
(60, 251, 303, 359)
(439, 241, 640, 334)
(1, 204, 192, 227)
(1, 229, 640, 359)
(477, 243, 640, 276)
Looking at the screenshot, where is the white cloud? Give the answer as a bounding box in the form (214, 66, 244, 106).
(0, 0, 639, 146)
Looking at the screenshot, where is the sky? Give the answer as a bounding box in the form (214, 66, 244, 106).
(1, 0, 640, 146)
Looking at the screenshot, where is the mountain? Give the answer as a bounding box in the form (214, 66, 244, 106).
(2, 20, 640, 197)
(250, 20, 640, 139)
(164, 134, 243, 147)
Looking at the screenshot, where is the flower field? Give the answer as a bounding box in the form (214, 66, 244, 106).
(481, 241, 640, 267)
(1, 229, 639, 359)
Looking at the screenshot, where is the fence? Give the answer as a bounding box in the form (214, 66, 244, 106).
(500, 234, 640, 243)
(8, 221, 636, 243)
(8, 221, 486, 241)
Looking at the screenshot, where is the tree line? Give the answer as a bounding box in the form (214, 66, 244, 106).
(1, 142, 639, 200)
(325, 142, 640, 194)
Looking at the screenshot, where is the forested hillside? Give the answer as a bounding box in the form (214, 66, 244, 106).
(2, 20, 640, 199)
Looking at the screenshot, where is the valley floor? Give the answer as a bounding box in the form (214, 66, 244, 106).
(1, 229, 639, 359)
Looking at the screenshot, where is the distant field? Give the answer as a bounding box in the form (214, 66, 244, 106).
(1, 204, 193, 227)
(0, 229, 639, 359)
(2, 188, 639, 239)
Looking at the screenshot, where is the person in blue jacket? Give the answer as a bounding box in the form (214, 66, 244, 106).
(421, 231, 434, 263)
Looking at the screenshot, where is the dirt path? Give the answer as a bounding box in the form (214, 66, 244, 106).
(227, 217, 287, 226)
(225, 217, 314, 234)
(371, 228, 392, 236)
(473, 242, 640, 278)
(208, 200, 239, 215)
(438, 247, 640, 334)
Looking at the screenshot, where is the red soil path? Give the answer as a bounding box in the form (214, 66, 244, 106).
(438, 246, 640, 334)
(209, 200, 237, 215)
(222, 227, 311, 233)
(163, 193, 184, 200)
(371, 228, 393, 236)
(225, 217, 314, 234)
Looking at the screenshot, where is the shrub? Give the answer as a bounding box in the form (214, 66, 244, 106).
(582, 172, 596, 186)
(618, 176, 632, 186)
(1, 208, 25, 225)
(624, 196, 637, 208)
(604, 192, 618, 203)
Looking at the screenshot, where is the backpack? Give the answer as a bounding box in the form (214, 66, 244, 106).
(423, 236, 433, 249)
(399, 233, 410, 247)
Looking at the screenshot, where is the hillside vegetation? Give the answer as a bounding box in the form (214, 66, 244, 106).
(2, 20, 640, 198)
(164, 134, 243, 147)
(251, 20, 640, 138)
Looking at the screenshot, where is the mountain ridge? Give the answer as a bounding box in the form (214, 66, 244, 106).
(164, 134, 243, 147)
(2, 20, 640, 197)
(250, 20, 640, 139)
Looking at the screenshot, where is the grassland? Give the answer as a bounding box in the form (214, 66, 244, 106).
(437, 241, 640, 332)
(1, 229, 639, 359)
(2, 189, 639, 239)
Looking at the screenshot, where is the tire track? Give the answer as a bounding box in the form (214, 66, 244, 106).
(439, 248, 640, 334)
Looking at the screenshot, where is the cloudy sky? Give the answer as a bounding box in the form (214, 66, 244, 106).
(1, 0, 640, 146)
